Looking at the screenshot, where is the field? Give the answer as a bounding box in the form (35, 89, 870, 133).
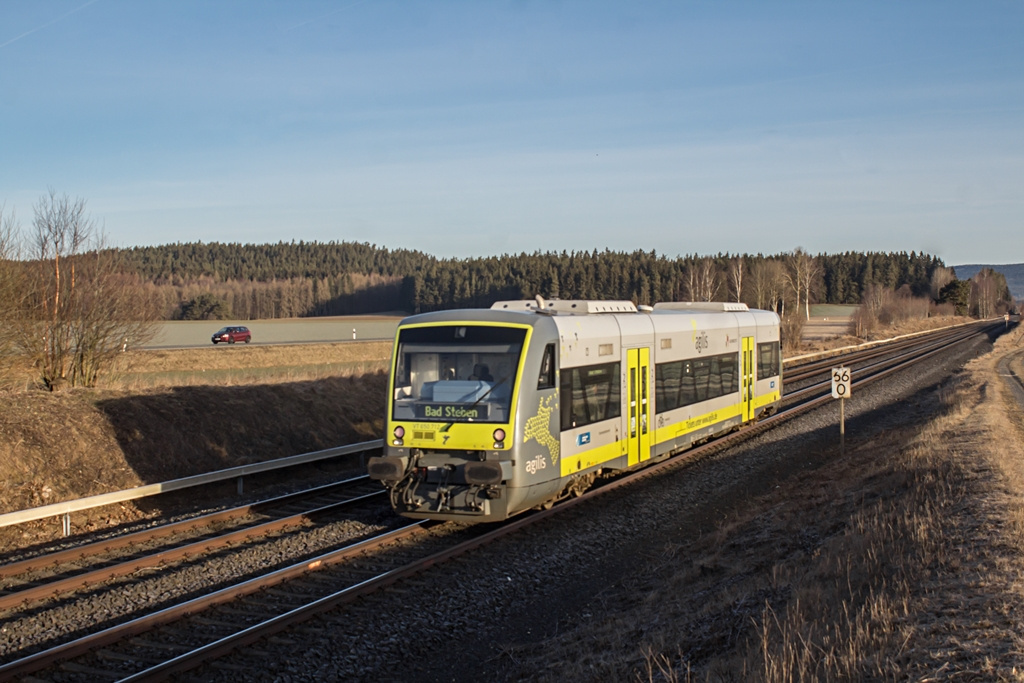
(107, 340, 393, 389)
(144, 315, 402, 349)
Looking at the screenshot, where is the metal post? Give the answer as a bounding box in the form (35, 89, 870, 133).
(237, 476, 244, 495)
(62, 512, 71, 537)
(839, 398, 845, 455)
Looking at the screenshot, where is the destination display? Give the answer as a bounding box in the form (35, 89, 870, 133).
(416, 403, 490, 420)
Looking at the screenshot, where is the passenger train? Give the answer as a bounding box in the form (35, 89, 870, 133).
(368, 298, 782, 522)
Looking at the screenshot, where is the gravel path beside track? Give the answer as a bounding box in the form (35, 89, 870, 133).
(187, 328, 1001, 681)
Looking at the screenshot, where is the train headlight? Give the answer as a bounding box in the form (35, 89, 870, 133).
(492, 428, 506, 448)
(393, 425, 405, 445)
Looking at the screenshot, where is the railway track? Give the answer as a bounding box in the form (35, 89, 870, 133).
(0, 320, 1002, 681)
(0, 475, 387, 613)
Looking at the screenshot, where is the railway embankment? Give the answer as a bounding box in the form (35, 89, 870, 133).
(0, 369, 387, 550)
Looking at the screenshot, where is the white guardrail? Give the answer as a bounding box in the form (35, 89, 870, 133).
(0, 439, 383, 534)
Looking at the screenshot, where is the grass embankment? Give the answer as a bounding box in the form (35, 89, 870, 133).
(0, 341, 391, 548)
(512, 334, 1024, 680)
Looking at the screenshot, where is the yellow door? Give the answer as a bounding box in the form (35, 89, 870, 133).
(742, 336, 755, 421)
(627, 347, 652, 466)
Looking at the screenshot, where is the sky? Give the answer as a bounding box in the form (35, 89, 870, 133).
(1, 1, 1022, 265)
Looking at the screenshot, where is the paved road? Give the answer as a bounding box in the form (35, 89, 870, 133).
(140, 317, 402, 349)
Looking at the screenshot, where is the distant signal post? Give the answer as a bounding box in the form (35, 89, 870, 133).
(832, 366, 851, 453)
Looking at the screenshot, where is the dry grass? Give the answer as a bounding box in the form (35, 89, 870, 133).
(797, 315, 973, 356)
(511, 334, 1024, 681)
(100, 340, 392, 389)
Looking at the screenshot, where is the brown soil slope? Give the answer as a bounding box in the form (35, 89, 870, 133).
(0, 342, 391, 520)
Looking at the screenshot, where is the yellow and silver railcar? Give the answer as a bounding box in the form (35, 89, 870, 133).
(368, 299, 781, 522)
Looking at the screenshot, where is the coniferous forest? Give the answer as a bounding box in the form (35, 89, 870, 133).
(109, 242, 999, 321)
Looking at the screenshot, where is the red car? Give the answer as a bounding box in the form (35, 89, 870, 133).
(211, 326, 251, 344)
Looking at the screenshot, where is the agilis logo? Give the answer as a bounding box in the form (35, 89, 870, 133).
(695, 331, 709, 353)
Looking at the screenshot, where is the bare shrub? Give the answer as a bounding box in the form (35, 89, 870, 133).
(780, 314, 804, 353)
(857, 284, 934, 335)
(11, 191, 158, 390)
(848, 305, 876, 337)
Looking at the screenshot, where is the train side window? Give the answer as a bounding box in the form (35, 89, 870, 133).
(655, 353, 739, 414)
(757, 342, 781, 378)
(538, 344, 556, 389)
(559, 361, 621, 430)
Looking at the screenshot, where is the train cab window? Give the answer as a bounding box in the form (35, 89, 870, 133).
(537, 343, 556, 389)
(390, 325, 526, 423)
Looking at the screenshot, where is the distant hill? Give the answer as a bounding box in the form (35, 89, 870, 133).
(953, 263, 1024, 300)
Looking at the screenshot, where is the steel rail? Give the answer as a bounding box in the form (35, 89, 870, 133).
(783, 317, 995, 366)
(0, 474, 375, 580)
(783, 321, 989, 382)
(0, 488, 386, 611)
(0, 522, 430, 681)
(782, 324, 986, 402)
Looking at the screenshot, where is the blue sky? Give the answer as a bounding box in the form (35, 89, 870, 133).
(1, 1, 1022, 265)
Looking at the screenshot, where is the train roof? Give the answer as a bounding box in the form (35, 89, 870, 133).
(490, 298, 756, 316)
(401, 300, 777, 326)
(490, 298, 637, 315)
(652, 301, 749, 312)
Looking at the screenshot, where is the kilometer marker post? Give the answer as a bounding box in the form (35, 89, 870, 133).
(831, 367, 851, 454)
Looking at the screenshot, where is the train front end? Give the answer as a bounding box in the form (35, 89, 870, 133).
(368, 312, 545, 522)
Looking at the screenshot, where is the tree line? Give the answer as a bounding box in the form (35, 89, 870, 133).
(112, 241, 1001, 320)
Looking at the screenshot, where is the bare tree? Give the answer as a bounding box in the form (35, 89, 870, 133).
(971, 269, 1000, 318)
(728, 256, 745, 303)
(767, 259, 787, 314)
(0, 205, 25, 384)
(929, 266, 955, 301)
(682, 259, 699, 301)
(749, 258, 787, 312)
(785, 248, 821, 320)
(749, 259, 771, 310)
(693, 256, 721, 301)
(19, 191, 157, 389)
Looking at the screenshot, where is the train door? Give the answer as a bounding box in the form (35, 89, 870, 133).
(742, 336, 755, 421)
(626, 347, 651, 466)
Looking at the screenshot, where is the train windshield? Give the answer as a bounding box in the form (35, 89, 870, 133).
(392, 325, 526, 423)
